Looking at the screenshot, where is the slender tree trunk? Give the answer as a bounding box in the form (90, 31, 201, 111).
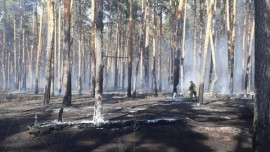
(51, 7, 57, 97)
(43, 0, 55, 105)
(140, 0, 145, 93)
(152, 0, 158, 96)
(180, 0, 187, 92)
(253, 1, 270, 151)
(14, 19, 18, 89)
(95, 0, 104, 98)
(127, 0, 133, 97)
(93, 0, 104, 125)
(58, 0, 62, 94)
(22, 29, 26, 90)
(245, 20, 254, 96)
(220, 0, 226, 39)
(35, 0, 45, 94)
(198, 0, 214, 104)
(209, 0, 217, 95)
(158, 3, 163, 92)
(90, 0, 96, 96)
(199, 0, 204, 68)
(209, 1, 218, 95)
(62, 0, 72, 106)
(133, 60, 140, 95)
(193, 0, 197, 72)
(169, 0, 174, 89)
(230, 0, 237, 94)
(173, 0, 184, 93)
(78, 0, 83, 95)
(144, 0, 151, 92)
(242, 1, 248, 91)
(121, 25, 127, 89)
(227, 0, 236, 94)
(2, 0, 7, 91)
(114, 5, 121, 90)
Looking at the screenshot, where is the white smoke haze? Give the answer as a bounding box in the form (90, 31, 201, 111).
(0, 0, 254, 96)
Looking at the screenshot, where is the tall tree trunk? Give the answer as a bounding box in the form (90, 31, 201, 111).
(62, 0, 72, 106)
(144, 0, 151, 92)
(2, 0, 7, 91)
(220, 0, 226, 39)
(90, 0, 96, 96)
(127, 0, 133, 97)
(140, 0, 145, 93)
(253, 1, 270, 150)
(93, 0, 104, 124)
(14, 19, 18, 89)
(152, 0, 158, 95)
(198, 0, 214, 104)
(227, 0, 236, 94)
(173, 0, 184, 93)
(51, 6, 57, 97)
(158, 3, 163, 92)
(58, 0, 62, 94)
(245, 20, 254, 96)
(22, 29, 26, 90)
(199, 0, 204, 69)
(230, 0, 237, 94)
(209, 1, 218, 95)
(121, 25, 127, 89)
(193, 0, 197, 71)
(43, 0, 55, 105)
(114, 4, 121, 90)
(169, 0, 174, 89)
(78, 0, 83, 95)
(95, 0, 104, 98)
(133, 60, 140, 95)
(35, 0, 45, 94)
(242, 0, 248, 91)
(209, 0, 218, 95)
(180, 0, 187, 92)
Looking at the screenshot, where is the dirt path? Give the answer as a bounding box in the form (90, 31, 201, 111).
(0, 92, 253, 152)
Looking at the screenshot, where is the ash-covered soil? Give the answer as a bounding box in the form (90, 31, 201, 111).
(0, 92, 254, 152)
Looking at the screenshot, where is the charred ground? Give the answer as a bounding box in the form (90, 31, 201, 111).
(0, 92, 253, 152)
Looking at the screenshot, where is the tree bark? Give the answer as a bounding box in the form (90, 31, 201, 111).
(193, 0, 197, 71)
(144, 0, 151, 92)
(253, 1, 270, 151)
(35, 0, 45, 94)
(180, 0, 187, 92)
(199, 0, 204, 68)
(152, 0, 158, 96)
(43, 0, 55, 105)
(95, 0, 104, 98)
(158, 2, 163, 92)
(14, 19, 18, 89)
(93, 0, 104, 125)
(78, 0, 83, 95)
(2, 0, 7, 91)
(90, 0, 96, 96)
(62, 0, 72, 106)
(58, 0, 62, 94)
(227, 0, 236, 94)
(245, 20, 254, 96)
(127, 0, 133, 97)
(114, 3, 121, 90)
(198, 0, 214, 104)
(209, 0, 218, 95)
(173, 0, 184, 93)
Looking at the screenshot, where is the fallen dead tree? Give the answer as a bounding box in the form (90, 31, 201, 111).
(28, 118, 182, 137)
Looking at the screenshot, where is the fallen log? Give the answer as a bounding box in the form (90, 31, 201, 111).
(28, 118, 183, 137)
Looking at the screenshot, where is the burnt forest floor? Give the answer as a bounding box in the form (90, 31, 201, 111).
(0, 91, 254, 152)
